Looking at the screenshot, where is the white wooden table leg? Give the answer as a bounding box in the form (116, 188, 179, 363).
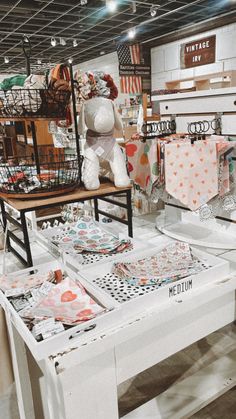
(0, 307, 14, 395)
(26, 211, 38, 232)
(5, 313, 35, 419)
(39, 358, 66, 419)
(43, 348, 119, 419)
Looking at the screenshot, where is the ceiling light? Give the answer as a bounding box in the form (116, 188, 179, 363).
(150, 5, 159, 17)
(23, 34, 29, 43)
(131, 1, 136, 13)
(128, 28, 136, 39)
(37, 59, 42, 65)
(100, 51, 105, 55)
(51, 37, 57, 47)
(80, 0, 87, 4)
(4, 56, 9, 64)
(60, 37, 66, 46)
(68, 58, 73, 64)
(106, 0, 117, 12)
(73, 39, 78, 47)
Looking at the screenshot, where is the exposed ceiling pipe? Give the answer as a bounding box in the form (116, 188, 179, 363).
(0, 0, 22, 23)
(0, 0, 98, 60)
(1, 0, 234, 72)
(0, 0, 54, 47)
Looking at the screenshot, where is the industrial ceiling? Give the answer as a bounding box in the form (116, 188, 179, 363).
(0, 0, 235, 73)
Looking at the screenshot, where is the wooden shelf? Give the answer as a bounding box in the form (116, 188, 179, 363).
(142, 93, 156, 121)
(165, 70, 236, 92)
(145, 115, 160, 121)
(0, 181, 132, 211)
(0, 117, 63, 122)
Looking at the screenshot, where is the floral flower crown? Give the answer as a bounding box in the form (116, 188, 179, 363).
(76, 71, 118, 101)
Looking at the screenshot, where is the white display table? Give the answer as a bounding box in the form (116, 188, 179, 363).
(1, 236, 236, 419)
(2, 88, 236, 419)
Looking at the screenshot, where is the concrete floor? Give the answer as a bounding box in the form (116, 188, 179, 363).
(1, 213, 236, 419)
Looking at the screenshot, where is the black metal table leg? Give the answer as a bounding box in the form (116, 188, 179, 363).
(20, 211, 33, 267)
(0, 200, 10, 248)
(126, 189, 133, 238)
(1, 185, 133, 267)
(94, 198, 99, 222)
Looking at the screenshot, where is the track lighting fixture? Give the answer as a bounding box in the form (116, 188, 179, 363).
(106, 0, 117, 12)
(51, 37, 57, 47)
(60, 37, 66, 46)
(4, 56, 9, 64)
(80, 0, 87, 4)
(128, 28, 136, 39)
(23, 34, 29, 43)
(37, 59, 42, 65)
(131, 1, 136, 13)
(150, 5, 159, 17)
(68, 58, 73, 64)
(73, 39, 78, 47)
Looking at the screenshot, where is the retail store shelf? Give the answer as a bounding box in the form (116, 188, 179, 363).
(156, 205, 236, 249)
(124, 348, 236, 419)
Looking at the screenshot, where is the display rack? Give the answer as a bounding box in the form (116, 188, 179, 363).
(152, 87, 236, 135)
(141, 119, 176, 140)
(165, 70, 236, 92)
(0, 38, 81, 192)
(0, 182, 132, 266)
(1, 87, 236, 419)
(152, 87, 236, 248)
(0, 39, 133, 267)
(1, 237, 236, 419)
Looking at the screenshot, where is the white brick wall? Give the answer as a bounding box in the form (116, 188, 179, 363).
(151, 22, 236, 90)
(73, 22, 236, 95)
(165, 44, 179, 71)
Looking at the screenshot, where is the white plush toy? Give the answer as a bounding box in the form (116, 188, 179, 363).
(78, 71, 130, 190)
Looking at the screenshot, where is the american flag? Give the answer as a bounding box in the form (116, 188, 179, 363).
(117, 44, 142, 94)
(117, 43, 141, 64)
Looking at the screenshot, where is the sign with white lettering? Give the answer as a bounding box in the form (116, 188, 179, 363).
(119, 64, 151, 77)
(180, 35, 216, 69)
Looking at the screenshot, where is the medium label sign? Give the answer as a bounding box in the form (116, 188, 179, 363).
(181, 35, 216, 69)
(169, 279, 193, 298)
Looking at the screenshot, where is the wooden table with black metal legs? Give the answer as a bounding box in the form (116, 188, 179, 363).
(0, 182, 133, 267)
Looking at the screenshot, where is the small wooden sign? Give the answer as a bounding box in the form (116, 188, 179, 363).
(181, 35, 216, 69)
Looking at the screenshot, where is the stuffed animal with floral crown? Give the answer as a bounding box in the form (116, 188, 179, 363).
(77, 71, 130, 190)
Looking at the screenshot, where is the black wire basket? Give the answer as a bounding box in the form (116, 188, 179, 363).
(0, 88, 71, 119)
(0, 154, 80, 198)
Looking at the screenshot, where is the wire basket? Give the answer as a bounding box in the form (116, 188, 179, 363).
(0, 89, 71, 119)
(0, 154, 80, 198)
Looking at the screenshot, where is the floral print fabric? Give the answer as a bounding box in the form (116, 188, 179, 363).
(165, 141, 219, 211)
(113, 241, 209, 287)
(0, 271, 55, 292)
(25, 277, 105, 325)
(126, 135, 235, 212)
(126, 140, 158, 194)
(51, 216, 132, 254)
